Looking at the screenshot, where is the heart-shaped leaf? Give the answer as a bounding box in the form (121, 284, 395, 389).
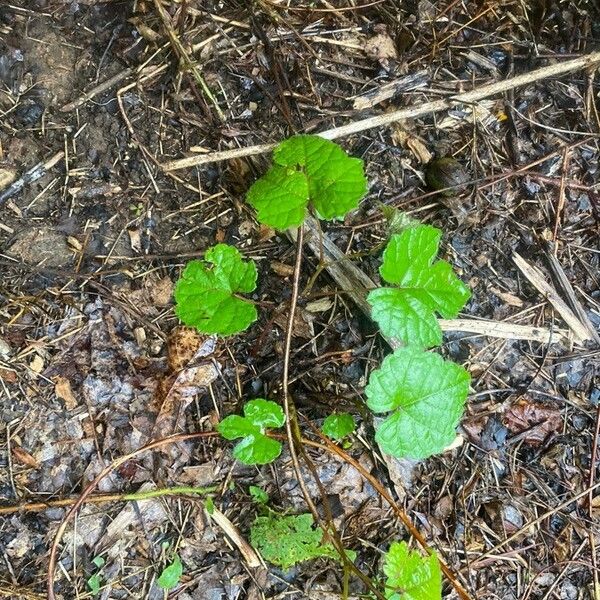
(247, 135, 367, 230)
(365, 346, 470, 459)
(174, 244, 257, 336)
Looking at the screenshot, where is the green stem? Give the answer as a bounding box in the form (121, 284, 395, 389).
(121, 486, 218, 502)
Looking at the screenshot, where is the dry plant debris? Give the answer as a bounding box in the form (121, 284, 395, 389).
(0, 1, 599, 599)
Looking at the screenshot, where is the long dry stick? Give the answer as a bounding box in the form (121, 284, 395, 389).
(163, 51, 600, 171)
(0, 486, 217, 516)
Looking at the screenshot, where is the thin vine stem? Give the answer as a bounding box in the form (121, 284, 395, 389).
(281, 225, 386, 600)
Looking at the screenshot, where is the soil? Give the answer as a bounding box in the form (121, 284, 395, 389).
(0, 1, 599, 599)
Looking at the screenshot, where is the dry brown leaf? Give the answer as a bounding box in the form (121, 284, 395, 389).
(490, 286, 524, 307)
(167, 326, 205, 372)
(53, 376, 78, 410)
(0, 368, 17, 384)
(271, 261, 295, 277)
(12, 445, 39, 468)
(273, 309, 314, 339)
(29, 354, 44, 375)
(504, 400, 562, 445)
(153, 334, 219, 440)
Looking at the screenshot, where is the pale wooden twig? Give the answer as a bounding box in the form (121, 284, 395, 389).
(163, 51, 600, 171)
(513, 252, 593, 344)
(208, 507, 262, 568)
(60, 68, 133, 112)
(0, 151, 64, 206)
(543, 244, 600, 344)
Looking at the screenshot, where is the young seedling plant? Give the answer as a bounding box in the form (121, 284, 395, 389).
(174, 134, 472, 599)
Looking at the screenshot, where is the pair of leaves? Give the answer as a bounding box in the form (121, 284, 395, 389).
(174, 244, 257, 336)
(247, 135, 367, 230)
(366, 346, 470, 459)
(250, 513, 345, 569)
(383, 542, 441, 599)
(218, 399, 285, 464)
(87, 556, 105, 595)
(368, 225, 470, 349)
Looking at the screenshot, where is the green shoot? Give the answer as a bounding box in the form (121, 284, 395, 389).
(157, 554, 183, 590)
(218, 399, 285, 465)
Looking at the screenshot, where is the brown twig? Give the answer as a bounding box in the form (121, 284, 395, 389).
(299, 429, 474, 600)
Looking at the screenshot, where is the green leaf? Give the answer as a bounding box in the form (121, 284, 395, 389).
(367, 225, 470, 348)
(87, 574, 101, 595)
(217, 399, 285, 465)
(322, 413, 355, 441)
(365, 347, 470, 459)
(249, 485, 269, 504)
(250, 513, 341, 569)
(157, 554, 183, 590)
(247, 135, 367, 230)
(383, 542, 441, 600)
(87, 556, 105, 595)
(174, 244, 258, 336)
(244, 398, 285, 429)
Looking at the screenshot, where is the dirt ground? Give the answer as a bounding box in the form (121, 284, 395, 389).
(0, 1, 599, 599)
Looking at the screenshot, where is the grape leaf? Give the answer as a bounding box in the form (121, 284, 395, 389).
(322, 413, 355, 440)
(250, 513, 343, 569)
(247, 135, 367, 230)
(174, 244, 258, 336)
(218, 399, 285, 465)
(157, 554, 183, 590)
(383, 542, 441, 600)
(367, 225, 470, 348)
(365, 346, 470, 459)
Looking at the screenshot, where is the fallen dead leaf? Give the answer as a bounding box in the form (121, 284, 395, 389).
(0, 368, 17, 384)
(504, 399, 562, 445)
(273, 309, 314, 339)
(12, 445, 39, 468)
(53, 376, 78, 410)
(271, 261, 295, 277)
(167, 326, 205, 372)
(306, 298, 333, 313)
(490, 286, 524, 307)
(364, 31, 398, 65)
(29, 354, 44, 375)
(153, 334, 219, 440)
